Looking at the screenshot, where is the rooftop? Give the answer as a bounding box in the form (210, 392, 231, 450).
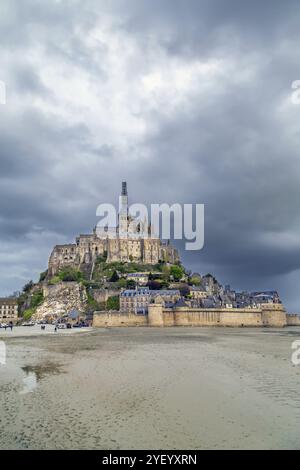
(0, 298, 18, 304)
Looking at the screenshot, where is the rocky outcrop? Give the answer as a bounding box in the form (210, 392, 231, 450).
(34, 282, 87, 319)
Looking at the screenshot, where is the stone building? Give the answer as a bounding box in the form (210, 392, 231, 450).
(120, 287, 181, 314)
(48, 182, 179, 277)
(189, 286, 208, 300)
(0, 298, 18, 324)
(120, 287, 150, 314)
(150, 289, 181, 306)
(125, 272, 149, 285)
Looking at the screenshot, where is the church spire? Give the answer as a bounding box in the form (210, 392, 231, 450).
(119, 181, 128, 236)
(122, 181, 127, 196)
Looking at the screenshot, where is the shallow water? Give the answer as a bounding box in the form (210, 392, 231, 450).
(0, 326, 300, 449)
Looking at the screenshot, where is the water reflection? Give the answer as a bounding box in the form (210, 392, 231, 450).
(0, 341, 6, 365)
(20, 371, 37, 394)
(20, 362, 64, 395)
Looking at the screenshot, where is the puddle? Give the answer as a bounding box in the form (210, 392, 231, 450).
(0, 341, 6, 365)
(20, 362, 64, 395)
(20, 371, 37, 394)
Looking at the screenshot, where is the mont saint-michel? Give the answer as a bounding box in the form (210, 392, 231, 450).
(48, 181, 179, 277)
(3, 182, 295, 329)
(1, 184, 300, 451)
(2, 0, 300, 455)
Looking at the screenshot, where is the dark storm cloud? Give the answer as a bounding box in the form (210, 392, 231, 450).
(0, 0, 299, 310)
(115, 0, 300, 56)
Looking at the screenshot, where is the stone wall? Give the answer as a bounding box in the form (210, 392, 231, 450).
(260, 303, 287, 327)
(94, 303, 288, 328)
(286, 314, 300, 326)
(219, 309, 262, 327)
(148, 305, 264, 327)
(93, 311, 148, 327)
(92, 288, 120, 304)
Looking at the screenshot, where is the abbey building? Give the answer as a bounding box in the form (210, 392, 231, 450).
(48, 183, 179, 277)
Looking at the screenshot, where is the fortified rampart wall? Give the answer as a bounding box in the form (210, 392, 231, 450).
(93, 311, 148, 327)
(286, 314, 300, 326)
(93, 303, 287, 328)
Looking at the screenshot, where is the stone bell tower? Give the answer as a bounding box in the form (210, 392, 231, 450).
(118, 181, 128, 236)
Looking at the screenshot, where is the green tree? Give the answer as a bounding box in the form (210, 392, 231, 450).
(189, 275, 201, 286)
(147, 280, 162, 290)
(17, 292, 28, 317)
(86, 291, 100, 313)
(170, 265, 184, 281)
(39, 270, 48, 282)
(179, 284, 190, 297)
(161, 264, 171, 281)
(106, 296, 120, 311)
(23, 308, 35, 321)
(23, 280, 34, 293)
(21, 290, 44, 321)
(117, 278, 127, 288)
(110, 270, 120, 282)
(126, 279, 136, 289)
(30, 290, 44, 308)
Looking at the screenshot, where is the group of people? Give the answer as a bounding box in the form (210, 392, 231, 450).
(40, 324, 58, 332)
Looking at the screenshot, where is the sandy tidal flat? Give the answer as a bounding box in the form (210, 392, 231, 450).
(0, 326, 300, 449)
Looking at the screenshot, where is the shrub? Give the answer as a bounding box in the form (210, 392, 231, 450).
(86, 291, 100, 312)
(49, 276, 60, 285)
(58, 268, 83, 282)
(95, 253, 107, 264)
(153, 262, 166, 272)
(103, 262, 126, 273)
(82, 280, 101, 289)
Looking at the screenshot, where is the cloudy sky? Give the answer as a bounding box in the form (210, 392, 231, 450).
(1, 0, 300, 309)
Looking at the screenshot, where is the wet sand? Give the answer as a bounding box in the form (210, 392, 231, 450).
(0, 326, 300, 449)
